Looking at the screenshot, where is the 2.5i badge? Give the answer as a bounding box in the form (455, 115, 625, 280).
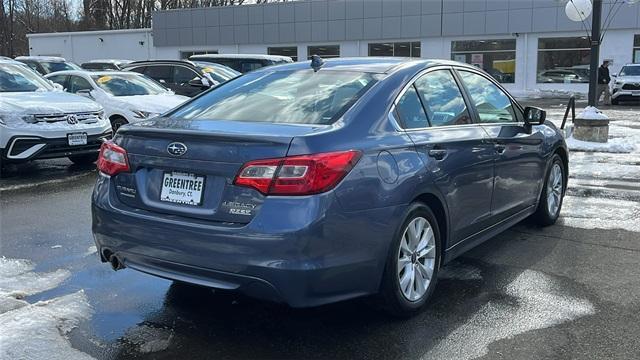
(222, 201, 256, 216)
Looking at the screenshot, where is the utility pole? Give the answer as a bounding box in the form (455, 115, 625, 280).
(588, 0, 603, 107)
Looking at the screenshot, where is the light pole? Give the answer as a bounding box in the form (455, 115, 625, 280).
(587, 0, 603, 107)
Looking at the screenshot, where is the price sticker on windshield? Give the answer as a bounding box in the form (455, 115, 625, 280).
(97, 76, 112, 84)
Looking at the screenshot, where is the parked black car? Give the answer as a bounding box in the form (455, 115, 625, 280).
(122, 60, 239, 97)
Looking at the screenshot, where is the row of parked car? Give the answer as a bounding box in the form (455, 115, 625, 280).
(0, 54, 293, 168)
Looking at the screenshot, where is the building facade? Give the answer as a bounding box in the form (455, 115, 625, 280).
(28, 0, 640, 94)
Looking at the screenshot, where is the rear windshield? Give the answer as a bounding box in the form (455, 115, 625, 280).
(171, 70, 377, 125)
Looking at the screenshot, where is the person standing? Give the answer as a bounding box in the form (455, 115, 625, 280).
(597, 60, 611, 106)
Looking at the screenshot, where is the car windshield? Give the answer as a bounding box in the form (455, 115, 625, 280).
(91, 74, 169, 96)
(41, 61, 80, 73)
(620, 66, 640, 76)
(0, 63, 53, 92)
(195, 63, 241, 83)
(171, 70, 378, 125)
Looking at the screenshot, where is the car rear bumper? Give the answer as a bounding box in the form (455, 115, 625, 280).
(92, 175, 404, 307)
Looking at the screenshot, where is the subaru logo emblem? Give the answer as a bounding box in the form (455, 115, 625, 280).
(167, 142, 187, 156)
(66, 114, 79, 125)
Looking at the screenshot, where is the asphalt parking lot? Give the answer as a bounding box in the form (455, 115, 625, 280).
(1, 100, 640, 360)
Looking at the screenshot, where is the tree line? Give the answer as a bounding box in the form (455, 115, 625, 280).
(0, 0, 284, 57)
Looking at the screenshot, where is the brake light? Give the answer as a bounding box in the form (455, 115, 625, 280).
(234, 150, 361, 195)
(97, 140, 130, 176)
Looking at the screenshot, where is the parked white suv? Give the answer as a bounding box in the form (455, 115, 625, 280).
(612, 64, 640, 105)
(0, 60, 111, 167)
(45, 70, 189, 131)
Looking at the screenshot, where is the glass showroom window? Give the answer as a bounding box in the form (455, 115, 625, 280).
(450, 39, 516, 83)
(634, 35, 640, 63)
(268, 46, 298, 62)
(537, 37, 591, 83)
(368, 42, 421, 57)
(307, 45, 340, 59)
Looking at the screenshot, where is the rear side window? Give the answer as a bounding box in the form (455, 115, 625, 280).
(144, 65, 173, 84)
(173, 66, 198, 85)
(458, 70, 516, 124)
(68, 75, 93, 93)
(47, 75, 68, 88)
(413, 70, 472, 127)
(171, 70, 378, 125)
(127, 66, 146, 74)
(395, 86, 429, 129)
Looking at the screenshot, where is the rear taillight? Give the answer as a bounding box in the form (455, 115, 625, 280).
(97, 140, 130, 176)
(234, 150, 361, 195)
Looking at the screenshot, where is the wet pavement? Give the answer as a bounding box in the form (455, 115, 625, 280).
(1, 101, 640, 360)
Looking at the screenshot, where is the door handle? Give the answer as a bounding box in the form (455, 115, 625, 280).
(428, 149, 448, 160)
(494, 144, 506, 154)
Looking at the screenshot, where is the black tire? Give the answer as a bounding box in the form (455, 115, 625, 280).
(532, 154, 566, 226)
(379, 202, 441, 317)
(68, 153, 99, 165)
(611, 98, 619, 105)
(110, 116, 128, 132)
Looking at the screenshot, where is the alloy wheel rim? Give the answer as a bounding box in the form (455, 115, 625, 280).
(397, 216, 436, 302)
(547, 163, 563, 217)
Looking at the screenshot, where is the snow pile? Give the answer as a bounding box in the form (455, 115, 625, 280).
(510, 88, 583, 100)
(423, 270, 594, 360)
(0, 257, 94, 359)
(566, 135, 637, 153)
(576, 106, 609, 120)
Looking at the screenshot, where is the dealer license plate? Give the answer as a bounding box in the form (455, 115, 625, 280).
(631, 90, 640, 96)
(160, 172, 205, 206)
(67, 133, 87, 146)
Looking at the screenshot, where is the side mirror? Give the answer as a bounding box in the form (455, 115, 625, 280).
(76, 89, 93, 99)
(524, 106, 546, 126)
(188, 78, 205, 88)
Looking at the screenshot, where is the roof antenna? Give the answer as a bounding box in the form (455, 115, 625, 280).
(310, 54, 324, 72)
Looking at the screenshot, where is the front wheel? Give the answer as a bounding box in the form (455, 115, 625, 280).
(532, 154, 566, 226)
(380, 203, 441, 317)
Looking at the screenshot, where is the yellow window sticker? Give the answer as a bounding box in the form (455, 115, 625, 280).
(202, 67, 215, 73)
(97, 76, 112, 84)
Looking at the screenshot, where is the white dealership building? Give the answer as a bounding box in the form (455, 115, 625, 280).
(27, 0, 640, 94)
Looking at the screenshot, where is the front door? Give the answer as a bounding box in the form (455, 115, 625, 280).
(456, 69, 545, 221)
(395, 68, 496, 245)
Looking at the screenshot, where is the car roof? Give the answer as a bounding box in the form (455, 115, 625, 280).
(123, 59, 196, 68)
(84, 59, 133, 64)
(15, 56, 67, 62)
(251, 57, 473, 74)
(190, 54, 292, 61)
(621, 63, 640, 67)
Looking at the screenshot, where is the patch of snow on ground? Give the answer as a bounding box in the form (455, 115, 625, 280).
(0, 257, 94, 359)
(570, 154, 640, 181)
(559, 196, 640, 233)
(0, 291, 94, 360)
(566, 135, 637, 153)
(422, 270, 594, 360)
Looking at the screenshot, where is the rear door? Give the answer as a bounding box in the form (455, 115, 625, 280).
(455, 68, 545, 221)
(397, 68, 496, 245)
(172, 65, 203, 97)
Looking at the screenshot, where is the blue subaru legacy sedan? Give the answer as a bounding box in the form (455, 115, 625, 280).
(92, 57, 568, 316)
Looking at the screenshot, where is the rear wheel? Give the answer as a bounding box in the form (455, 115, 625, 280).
(68, 153, 99, 165)
(532, 154, 565, 226)
(380, 203, 441, 317)
(110, 116, 128, 132)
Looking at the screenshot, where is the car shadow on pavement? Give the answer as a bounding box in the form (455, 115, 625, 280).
(103, 223, 599, 360)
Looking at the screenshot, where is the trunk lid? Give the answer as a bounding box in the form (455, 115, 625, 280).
(112, 118, 326, 223)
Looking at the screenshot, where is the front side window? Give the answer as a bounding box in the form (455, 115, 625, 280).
(451, 39, 516, 83)
(307, 45, 340, 59)
(0, 63, 53, 92)
(369, 42, 421, 58)
(537, 37, 591, 83)
(395, 86, 428, 129)
(68, 76, 93, 93)
(171, 70, 377, 125)
(458, 71, 516, 124)
(144, 65, 173, 84)
(268, 46, 298, 62)
(414, 70, 471, 127)
(173, 66, 199, 85)
(91, 74, 168, 96)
